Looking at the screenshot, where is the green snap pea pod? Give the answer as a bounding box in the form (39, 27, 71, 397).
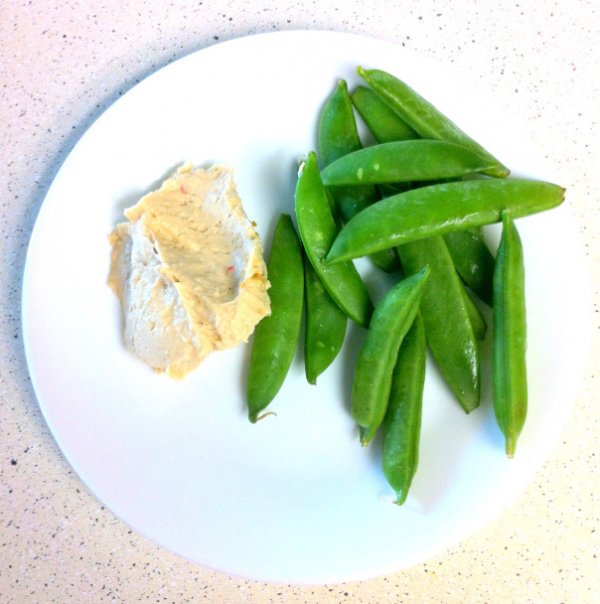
(462, 286, 487, 341)
(326, 179, 565, 263)
(350, 89, 495, 300)
(352, 266, 430, 445)
(304, 255, 347, 385)
(351, 85, 418, 143)
(382, 314, 426, 505)
(444, 227, 495, 306)
(318, 79, 364, 168)
(381, 181, 487, 340)
(305, 186, 349, 378)
(246, 214, 304, 423)
(295, 151, 373, 327)
(382, 183, 487, 341)
(318, 79, 399, 273)
(397, 237, 480, 412)
(384, 184, 495, 309)
(320, 140, 500, 187)
(493, 210, 527, 457)
(357, 66, 510, 178)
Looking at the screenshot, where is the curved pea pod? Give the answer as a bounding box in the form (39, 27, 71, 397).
(357, 66, 509, 178)
(397, 237, 480, 413)
(444, 227, 495, 306)
(493, 211, 527, 457)
(295, 151, 373, 327)
(320, 140, 500, 187)
(246, 214, 304, 423)
(382, 314, 426, 505)
(318, 79, 399, 273)
(352, 266, 430, 445)
(326, 179, 565, 264)
(351, 85, 418, 143)
(304, 255, 347, 385)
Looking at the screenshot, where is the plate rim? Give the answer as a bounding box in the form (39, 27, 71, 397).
(20, 29, 593, 584)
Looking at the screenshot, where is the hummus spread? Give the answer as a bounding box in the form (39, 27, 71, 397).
(108, 164, 270, 378)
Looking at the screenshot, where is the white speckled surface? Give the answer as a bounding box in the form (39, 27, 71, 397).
(1, 1, 599, 602)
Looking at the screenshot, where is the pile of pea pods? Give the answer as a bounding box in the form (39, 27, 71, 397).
(246, 66, 564, 505)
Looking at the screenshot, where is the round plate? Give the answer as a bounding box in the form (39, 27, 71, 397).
(22, 31, 590, 584)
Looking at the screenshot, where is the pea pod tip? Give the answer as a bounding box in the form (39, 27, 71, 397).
(506, 435, 517, 458)
(463, 401, 480, 414)
(495, 165, 512, 178)
(394, 491, 408, 506)
(337, 78, 349, 91)
(323, 247, 345, 266)
(359, 427, 375, 446)
(248, 410, 278, 423)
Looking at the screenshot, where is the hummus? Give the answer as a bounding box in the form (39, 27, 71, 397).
(108, 164, 270, 378)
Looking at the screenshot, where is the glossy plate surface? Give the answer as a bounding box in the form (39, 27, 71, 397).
(22, 31, 590, 584)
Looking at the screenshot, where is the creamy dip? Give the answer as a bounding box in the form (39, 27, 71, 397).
(108, 164, 270, 378)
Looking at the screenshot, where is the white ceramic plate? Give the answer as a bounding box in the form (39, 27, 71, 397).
(22, 31, 590, 584)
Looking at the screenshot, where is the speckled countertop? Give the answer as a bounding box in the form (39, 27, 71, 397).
(1, 1, 599, 602)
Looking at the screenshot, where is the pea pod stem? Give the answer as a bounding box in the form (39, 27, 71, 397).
(326, 178, 565, 264)
(246, 214, 304, 422)
(493, 210, 527, 457)
(352, 266, 430, 445)
(357, 66, 509, 178)
(382, 314, 426, 505)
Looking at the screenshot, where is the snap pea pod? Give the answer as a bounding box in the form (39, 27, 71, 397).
(383, 184, 487, 340)
(357, 66, 510, 178)
(373, 190, 487, 343)
(298, 81, 356, 384)
(352, 266, 430, 445)
(350, 86, 495, 305)
(295, 151, 373, 327)
(379, 187, 487, 341)
(444, 227, 495, 306)
(397, 238, 480, 412)
(246, 214, 304, 423)
(351, 85, 418, 143)
(320, 140, 500, 186)
(318, 79, 364, 168)
(326, 179, 565, 263)
(382, 314, 426, 505)
(318, 79, 399, 272)
(462, 286, 487, 341)
(493, 210, 527, 457)
(304, 255, 347, 385)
